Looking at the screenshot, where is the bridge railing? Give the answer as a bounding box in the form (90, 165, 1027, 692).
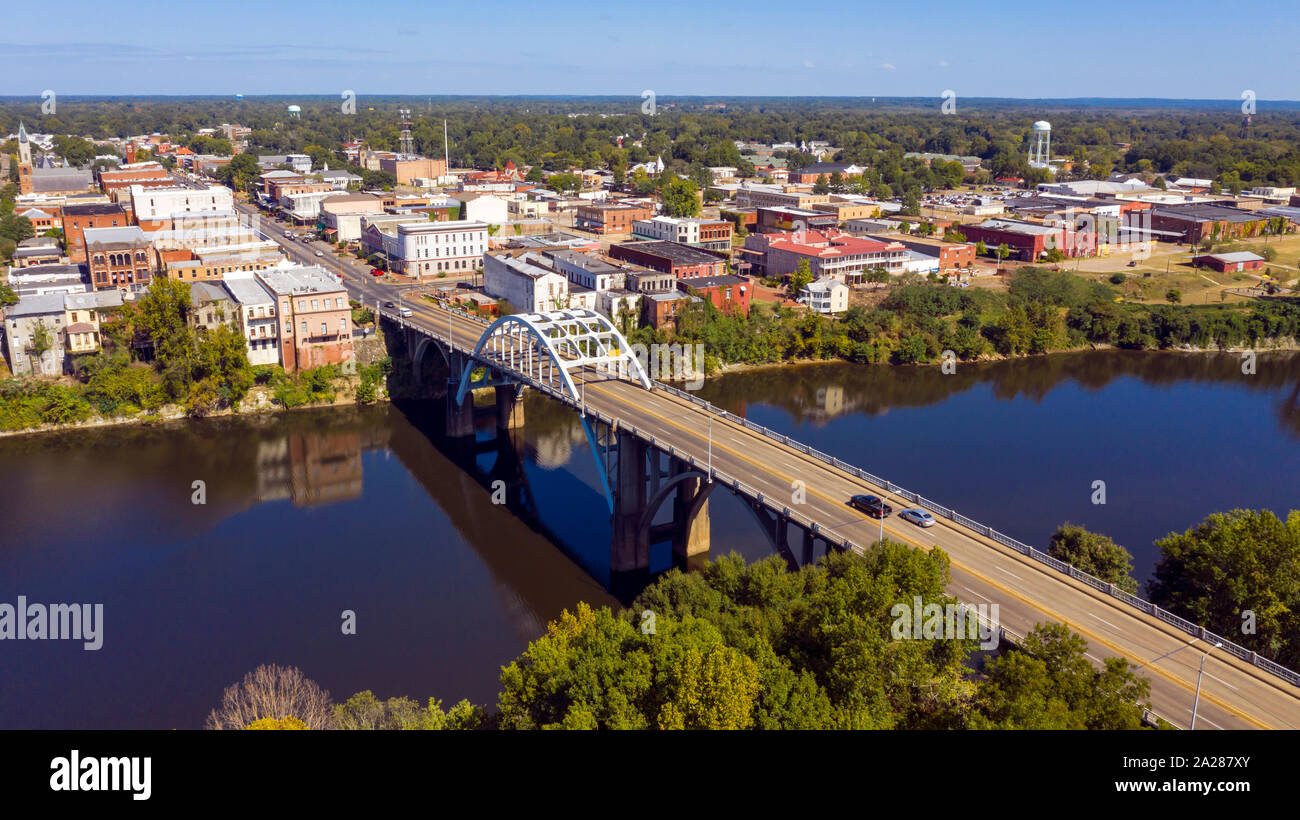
(387, 308, 1300, 690)
(649, 381, 1300, 689)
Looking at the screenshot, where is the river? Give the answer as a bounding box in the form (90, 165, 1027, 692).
(1, 349, 1296, 728)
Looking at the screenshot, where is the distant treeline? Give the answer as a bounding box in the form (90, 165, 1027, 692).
(5, 96, 1300, 189)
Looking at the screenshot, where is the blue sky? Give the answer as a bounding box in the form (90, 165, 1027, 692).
(3, 0, 1298, 98)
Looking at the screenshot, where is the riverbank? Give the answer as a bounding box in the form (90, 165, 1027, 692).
(0, 375, 388, 439)
(698, 335, 1300, 378)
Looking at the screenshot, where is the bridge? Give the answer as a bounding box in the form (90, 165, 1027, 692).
(381, 298, 1300, 731)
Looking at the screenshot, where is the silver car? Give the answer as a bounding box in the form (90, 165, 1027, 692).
(899, 508, 935, 528)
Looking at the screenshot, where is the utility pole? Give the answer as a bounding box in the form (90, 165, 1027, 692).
(1190, 642, 1223, 730)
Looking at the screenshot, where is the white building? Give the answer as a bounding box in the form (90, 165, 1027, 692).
(279, 189, 343, 221)
(394, 220, 489, 278)
(633, 215, 698, 245)
(130, 184, 234, 227)
(258, 154, 312, 174)
(802, 278, 849, 315)
(483, 252, 570, 313)
(222, 274, 282, 366)
(452, 194, 509, 226)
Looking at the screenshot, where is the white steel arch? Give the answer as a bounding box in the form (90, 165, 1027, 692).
(454, 308, 652, 404)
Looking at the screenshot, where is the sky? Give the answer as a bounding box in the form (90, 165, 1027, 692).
(2, 0, 1298, 99)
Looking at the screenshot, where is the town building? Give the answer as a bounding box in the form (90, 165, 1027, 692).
(63, 290, 123, 358)
(1148, 204, 1275, 244)
(483, 252, 572, 313)
(680, 274, 750, 316)
(12, 236, 62, 267)
(744, 230, 910, 284)
(1192, 251, 1266, 273)
(801, 277, 850, 314)
(6, 263, 90, 297)
(189, 282, 239, 333)
(786, 162, 865, 185)
(258, 154, 313, 174)
(84, 226, 153, 292)
(62, 203, 129, 263)
(4, 293, 67, 376)
(575, 202, 656, 235)
(98, 162, 174, 196)
(632, 216, 733, 252)
(389, 220, 489, 278)
(318, 193, 386, 242)
(608, 240, 727, 280)
(256, 267, 353, 372)
(222, 274, 282, 366)
(379, 155, 448, 186)
(130, 185, 234, 231)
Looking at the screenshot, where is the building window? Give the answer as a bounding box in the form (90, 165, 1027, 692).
(301, 321, 308, 336)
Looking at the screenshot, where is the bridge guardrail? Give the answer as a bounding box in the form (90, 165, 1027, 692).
(645, 375, 1300, 689)
(389, 307, 1300, 690)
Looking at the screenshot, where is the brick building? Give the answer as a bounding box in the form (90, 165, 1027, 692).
(680, 274, 751, 316)
(62, 203, 129, 263)
(84, 226, 153, 292)
(257, 267, 354, 372)
(575, 202, 656, 235)
(608, 240, 727, 279)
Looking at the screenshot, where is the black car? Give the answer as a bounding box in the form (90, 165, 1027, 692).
(849, 494, 893, 518)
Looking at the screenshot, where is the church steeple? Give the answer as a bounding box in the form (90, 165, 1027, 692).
(17, 120, 31, 165)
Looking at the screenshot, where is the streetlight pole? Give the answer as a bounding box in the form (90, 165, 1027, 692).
(707, 416, 712, 482)
(1190, 642, 1223, 730)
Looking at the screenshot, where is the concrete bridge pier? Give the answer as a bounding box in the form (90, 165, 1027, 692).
(495, 385, 525, 430)
(611, 430, 649, 574)
(670, 473, 711, 572)
(445, 388, 475, 438)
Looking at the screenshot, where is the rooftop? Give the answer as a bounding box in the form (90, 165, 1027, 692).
(257, 266, 344, 296)
(83, 226, 148, 245)
(612, 240, 722, 266)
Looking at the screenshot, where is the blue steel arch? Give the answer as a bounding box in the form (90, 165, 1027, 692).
(454, 309, 651, 405)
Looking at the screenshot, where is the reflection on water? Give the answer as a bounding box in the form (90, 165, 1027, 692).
(0, 405, 614, 730)
(704, 350, 1300, 438)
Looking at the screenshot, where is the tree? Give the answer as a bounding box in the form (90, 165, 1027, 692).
(971, 622, 1151, 729)
(546, 172, 582, 194)
(215, 152, 260, 192)
(1165, 289, 1182, 303)
(1150, 509, 1300, 666)
(812, 174, 831, 194)
(206, 664, 333, 730)
(789, 258, 813, 297)
(332, 690, 484, 730)
(975, 239, 988, 257)
(246, 717, 308, 730)
(1047, 524, 1138, 593)
(900, 190, 921, 216)
(660, 176, 701, 218)
(27, 319, 54, 372)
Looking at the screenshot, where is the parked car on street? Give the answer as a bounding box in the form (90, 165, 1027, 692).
(849, 494, 893, 518)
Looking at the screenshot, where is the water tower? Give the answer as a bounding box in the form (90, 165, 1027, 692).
(287, 104, 301, 119)
(1028, 120, 1051, 168)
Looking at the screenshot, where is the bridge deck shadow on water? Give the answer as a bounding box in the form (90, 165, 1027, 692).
(387, 319, 840, 604)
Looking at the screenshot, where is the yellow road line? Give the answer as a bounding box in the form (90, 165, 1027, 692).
(588, 380, 1278, 729)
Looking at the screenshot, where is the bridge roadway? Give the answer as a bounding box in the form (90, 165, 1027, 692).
(236, 203, 1299, 730)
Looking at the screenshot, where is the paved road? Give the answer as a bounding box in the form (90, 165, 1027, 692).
(238, 201, 1300, 730)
